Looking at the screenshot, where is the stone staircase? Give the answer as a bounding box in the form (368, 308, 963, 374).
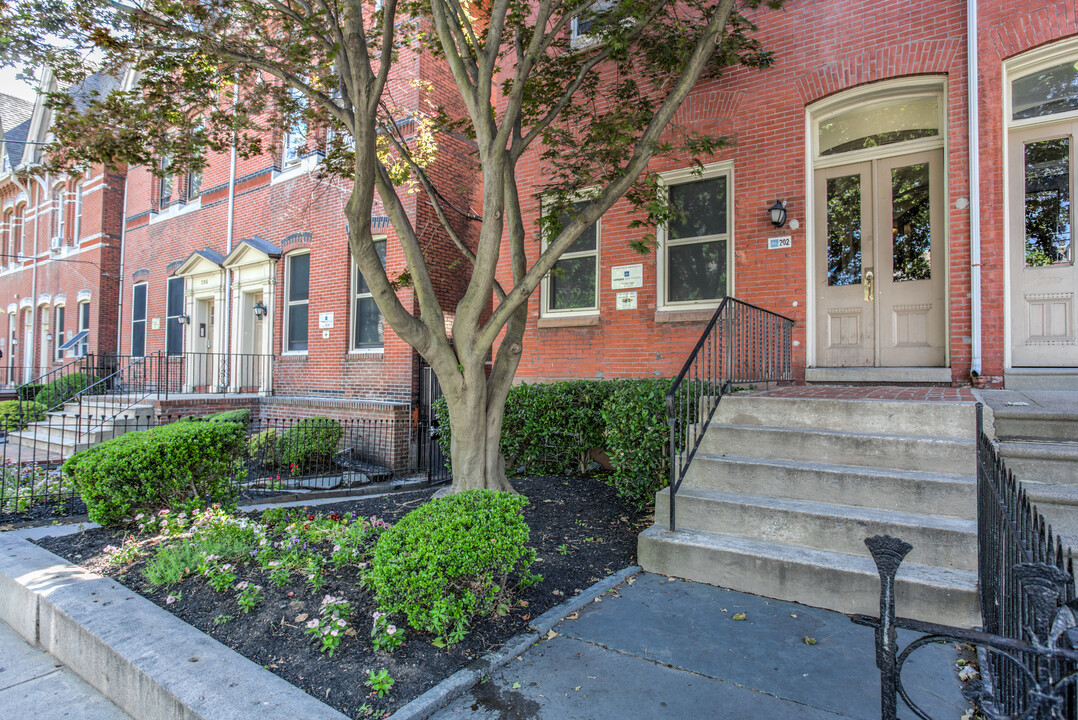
(7, 397, 155, 458)
(638, 394, 980, 628)
(982, 389, 1078, 548)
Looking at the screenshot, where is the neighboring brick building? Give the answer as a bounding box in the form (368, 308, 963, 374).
(501, 0, 1078, 390)
(0, 74, 124, 387)
(117, 38, 477, 426)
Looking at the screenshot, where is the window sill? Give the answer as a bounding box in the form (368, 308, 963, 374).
(537, 314, 600, 329)
(149, 197, 202, 225)
(654, 308, 716, 324)
(278, 352, 309, 362)
(345, 349, 384, 361)
(272, 155, 320, 185)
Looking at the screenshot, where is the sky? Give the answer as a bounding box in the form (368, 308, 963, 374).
(0, 66, 39, 103)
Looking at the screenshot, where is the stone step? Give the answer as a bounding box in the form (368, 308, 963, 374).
(21, 420, 121, 443)
(1004, 369, 1078, 391)
(997, 440, 1078, 487)
(710, 394, 975, 439)
(700, 424, 976, 475)
(638, 526, 980, 628)
(655, 488, 976, 572)
(6, 430, 81, 457)
(991, 403, 1078, 443)
(682, 453, 976, 520)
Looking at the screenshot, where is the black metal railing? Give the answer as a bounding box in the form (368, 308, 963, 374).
(73, 352, 167, 436)
(0, 412, 449, 524)
(666, 297, 794, 531)
(168, 352, 274, 395)
(854, 403, 1078, 720)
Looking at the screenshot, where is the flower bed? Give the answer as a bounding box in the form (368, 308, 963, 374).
(34, 475, 649, 718)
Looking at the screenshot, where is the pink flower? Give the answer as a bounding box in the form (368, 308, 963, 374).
(166, 595, 177, 605)
(306, 619, 319, 629)
(386, 625, 397, 635)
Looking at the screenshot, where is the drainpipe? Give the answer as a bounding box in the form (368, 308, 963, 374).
(967, 0, 983, 380)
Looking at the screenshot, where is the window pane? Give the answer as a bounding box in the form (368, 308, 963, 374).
(132, 322, 145, 357)
(132, 284, 147, 321)
(79, 302, 89, 329)
(166, 318, 183, 356)
(354, 241, 387, 295)
(354, 297, 384, 347)
(819, 96, 939, 156)
(667, 240, 726, 303)
(1013, 61, 1078, 120)
(669, 176, 727, 240)
(187, 171, 202, 200)
(167, 277, 185, 316)
(826, 174, 863, 286)
(550, 256, 597, 310)
(1025, 138, 1072, 266)
(891, 163, 932, 281)
(289, 254, 310, 301)
(558, 203, 597, 254)
(287, 304, 308, 351)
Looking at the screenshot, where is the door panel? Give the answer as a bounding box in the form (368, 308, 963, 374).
(1010, 123, 1078, 366)
(815, 162, 873, 366)
(815, 150, 946, 368)
(876, 150, 946, 366)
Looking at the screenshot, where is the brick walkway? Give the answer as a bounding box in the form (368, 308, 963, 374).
(755, 384, 975, 402)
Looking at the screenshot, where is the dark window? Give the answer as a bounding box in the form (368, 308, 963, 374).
(286, 254, 309, 351)
(353, 241, 386, 349)
(77, 301, 89, 356)
(54, 306, 65, 361)
(166, 277, 185, 355)
(132, 283, 147, 357)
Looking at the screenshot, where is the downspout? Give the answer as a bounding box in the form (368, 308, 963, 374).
(223, 81, 239, 391)
(967, 0, 983, 380)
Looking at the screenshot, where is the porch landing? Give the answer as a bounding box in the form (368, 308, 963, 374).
(749, 384, 975, 403)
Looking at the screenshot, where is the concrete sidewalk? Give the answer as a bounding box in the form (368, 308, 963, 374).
(0, 620, 132, 720)
(432, 572, 968, 719)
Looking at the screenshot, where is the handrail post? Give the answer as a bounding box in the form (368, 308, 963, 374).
(667, 392, 677, 532)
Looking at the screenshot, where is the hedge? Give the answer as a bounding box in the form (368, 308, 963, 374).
(182, 408, 253, 426)
(35, 372, 101, 411)
(0, 400, 46, 432)
(434, 378, 692, 506)
(62, 420, 245, 525)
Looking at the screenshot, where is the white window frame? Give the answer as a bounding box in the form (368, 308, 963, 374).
(1007, 37, 1078, 131)
(656, 160, 735, 311)
(570, 0, 615, 50)
(52, 183, 65, 242)
(540, 196, 601, 317)
(131, 282, 148, 358)
(54, 303, 65, 361)
(351, 238, 387, 352)
(15, 203, 25, 261)
(72, 182, 82, 244)
(76, 301, 90, 357)
(283, 251, 310, 354)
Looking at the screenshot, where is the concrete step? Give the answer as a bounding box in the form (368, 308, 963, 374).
(683, 453, 976, 520)
(710, 395, 975, 439)
(21, 420, 119, 443)
(700, 424, 976, 475)
(638, 526, 980, 628)
(994, 410, 1078, 442)
(6, 430, 79, 457)
(61, 401, 154, 422)
(1005, 369, 1078, 391)
(997, 440, 1078, 487)
(655, 488, 976, 572)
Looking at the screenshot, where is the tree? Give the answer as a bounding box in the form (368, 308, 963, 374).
(2, 0, 781, 492)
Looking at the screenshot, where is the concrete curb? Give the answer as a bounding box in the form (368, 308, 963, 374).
(386, 565, 643, 720)
(0, 533, 349, 720)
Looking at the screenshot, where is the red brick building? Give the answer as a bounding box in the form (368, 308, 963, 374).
(0, 73, 125, 387)
(502, 0, 1078, 391)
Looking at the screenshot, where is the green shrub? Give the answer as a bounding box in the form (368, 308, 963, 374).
(601, 378, 677, 507)
(0, 400, 46, 432)
(248, 428, 281, 469)
(369, 490, 539, 643)
(16, 384, 45, 402)
(62, 421, 245, 526)
(205, 408, 252, 425)
(278, 417, 343, 473)
(35, 372, 101, 411)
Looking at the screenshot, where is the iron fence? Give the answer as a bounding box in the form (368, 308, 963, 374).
(0, 410, 449, 524)
(853, 403, 1078, 720)
(666, 297, 794, 531)
(168, 352, 274, 395)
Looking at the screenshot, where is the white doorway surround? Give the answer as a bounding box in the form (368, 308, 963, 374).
(223, 237, 280, 394)
(174, 249, 228, 392)
(805, 78, 950, 381)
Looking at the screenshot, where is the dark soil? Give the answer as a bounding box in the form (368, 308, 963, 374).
(34, 475, 651, 718)
(0, 495, 87, 526)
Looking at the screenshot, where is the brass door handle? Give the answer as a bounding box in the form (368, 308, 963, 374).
(864, 270, 874, 302)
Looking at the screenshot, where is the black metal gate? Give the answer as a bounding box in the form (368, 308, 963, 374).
(419, 362, 449, 485)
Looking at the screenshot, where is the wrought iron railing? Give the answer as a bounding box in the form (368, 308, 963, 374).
(666, 297, 794, 531)
(16, 355, 94, 411)
(73, 352, 166, 436)
(854, 403, 1078, 720)
(167, 352, 274, 395)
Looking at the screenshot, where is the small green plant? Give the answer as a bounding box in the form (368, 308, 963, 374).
(235, 581, 264, 613)
(365, 668, 395, 697)
(201, 556, 237, 592)
(557, 543, 570, 556)
(304, 556, 325, 592)
(369, 490, 540, 645)
(102, 537, 143, 565)
(268, 561, 290, 587)
(214, 614, 234, 625)
(305, 595, 352, 656)
(370, 611, 404, 652)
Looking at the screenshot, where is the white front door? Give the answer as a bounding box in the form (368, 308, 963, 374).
(815, 149, 946, 367)
(1009, 123, 1078, 366)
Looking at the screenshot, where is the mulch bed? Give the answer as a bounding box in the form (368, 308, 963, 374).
(33, 475, 651, 719)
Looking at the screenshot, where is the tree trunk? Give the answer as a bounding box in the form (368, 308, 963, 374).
(441, 370, 516, 494)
